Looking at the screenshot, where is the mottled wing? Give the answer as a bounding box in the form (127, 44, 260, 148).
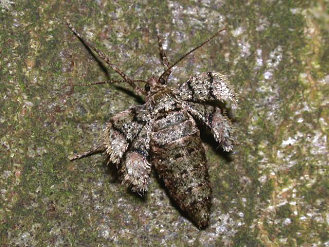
(120, 123, 152, 194)
(177, 72, 237, 151)
(177, 72, 237, 113)
(150, 110, 211, 229)
(104, 105, 147, 164)
(104, 105, 152, 193)
(185, 102, 235, 152)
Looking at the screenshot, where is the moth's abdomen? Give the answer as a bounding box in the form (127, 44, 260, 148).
(151, 111, 211, 228)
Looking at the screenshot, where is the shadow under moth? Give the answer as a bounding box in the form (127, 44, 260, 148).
(67, 19, 237, 229)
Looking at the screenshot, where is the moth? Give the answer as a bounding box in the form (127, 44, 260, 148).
(67, 19, 237, 229)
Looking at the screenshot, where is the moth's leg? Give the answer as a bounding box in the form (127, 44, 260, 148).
(65, 18, 146, 96)
(69, 145, 106, 161)
(184, 102, 235, 152)
(156, 25, 172, 82)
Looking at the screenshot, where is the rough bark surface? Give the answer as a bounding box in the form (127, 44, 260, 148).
(1, 1, 328, 246)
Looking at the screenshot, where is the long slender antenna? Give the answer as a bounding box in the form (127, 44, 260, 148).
(156, 28, 170, 68)
(65, 18, 146, 96)
(71, 80, 126, 87)
(70, 79, 147, 87)
(158, 28, 226, 81)
(156, 27, 172, 82)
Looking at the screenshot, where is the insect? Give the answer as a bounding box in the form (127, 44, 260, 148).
(67, 19, 237, 229)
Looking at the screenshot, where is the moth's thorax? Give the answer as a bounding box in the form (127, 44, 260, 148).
(147, 89, 180, 116)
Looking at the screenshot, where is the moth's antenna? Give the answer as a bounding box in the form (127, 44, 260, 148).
(156, 26, 170, 68)
(156, 26, 172, 82)
(65, 18, 146, 96)
(158, 28, 226, 81)
(70, 79, 147, 87)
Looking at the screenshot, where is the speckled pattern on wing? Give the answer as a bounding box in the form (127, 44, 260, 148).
(120, 123, 151, 193)
(104, 105, 146, 165)
(185, 102, 236, 152)
(178, 72, 238, 113)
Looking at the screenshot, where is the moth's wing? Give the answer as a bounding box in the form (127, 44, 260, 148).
(177, 72, 237, 114)
(104, 104, 148, 164)
(177, 72, 237, 151)
(185, 102, 235, 152)
(104, 104, 152, 194)
(120, 123, 152, 194)
(69, 105, 147, 162)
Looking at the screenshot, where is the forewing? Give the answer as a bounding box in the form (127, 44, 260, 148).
(104, 105, 148, 164)
(177, 72, 237, 113)
(120, 123, 152, 194)
(185, 102, 235, 152)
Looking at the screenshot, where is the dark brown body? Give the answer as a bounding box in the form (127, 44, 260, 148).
(149, 91, 212, 228)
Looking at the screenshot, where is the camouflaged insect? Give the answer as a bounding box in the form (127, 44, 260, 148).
(67, 19, 237, 229)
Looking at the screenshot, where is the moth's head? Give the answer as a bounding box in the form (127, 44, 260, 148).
(145, 75, 166, 94)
